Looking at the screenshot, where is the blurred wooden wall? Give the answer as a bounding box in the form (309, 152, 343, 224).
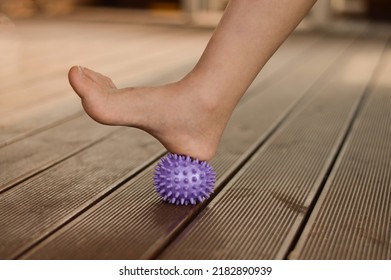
(91, 0, 181, 9)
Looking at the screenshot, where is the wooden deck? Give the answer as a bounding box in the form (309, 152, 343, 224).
(0, 15, 390, 260)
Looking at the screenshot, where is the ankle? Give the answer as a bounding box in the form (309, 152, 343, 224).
(178, 71, 221, 113)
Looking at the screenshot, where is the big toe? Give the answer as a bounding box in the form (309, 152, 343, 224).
(68, 66, 100, 100)
(68, 66, 115, 124)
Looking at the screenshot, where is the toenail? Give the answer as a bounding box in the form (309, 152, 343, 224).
(78, 66, 85, 75)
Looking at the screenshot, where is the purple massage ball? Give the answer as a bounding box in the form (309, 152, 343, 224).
(154, 153, 216, 205)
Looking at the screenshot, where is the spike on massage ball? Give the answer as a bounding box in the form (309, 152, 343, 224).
(154, 153, 216, 205)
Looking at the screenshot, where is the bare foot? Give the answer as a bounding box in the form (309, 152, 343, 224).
(68, 66, 233, 161)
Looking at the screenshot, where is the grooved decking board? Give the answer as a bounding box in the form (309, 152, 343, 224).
(0, 128, 165, 259)
(158, 37, 386, 259)
(291, 43, 391, 260)
(0, 116, 117, 193)
(21, 36, 354, 260)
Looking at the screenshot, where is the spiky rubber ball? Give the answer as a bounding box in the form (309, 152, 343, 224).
(154, 153, 216, 205)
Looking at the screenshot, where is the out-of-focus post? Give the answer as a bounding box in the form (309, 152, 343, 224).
(311, 0, 332, 29)
(180, 0, 226, 26)
(181, 0, 198, 23)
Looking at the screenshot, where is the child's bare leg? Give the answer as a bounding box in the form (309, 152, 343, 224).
(69, 0, 316, 161)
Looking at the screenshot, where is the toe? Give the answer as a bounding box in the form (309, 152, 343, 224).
(68, 66, 101, 100)
(69, 66, 115, 125)
(82, 67, 117, 89)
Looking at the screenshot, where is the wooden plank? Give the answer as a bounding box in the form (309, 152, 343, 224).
(157, 37, 386, 259)
(0, 116, 117, 192)
(0, 127, 166, 259)
(19, 35, 354, 260)
(290, 41, 391, 260)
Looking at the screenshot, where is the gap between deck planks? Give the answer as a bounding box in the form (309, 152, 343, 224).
(13, 35, 358, 260)
(290, 40, 391, 260)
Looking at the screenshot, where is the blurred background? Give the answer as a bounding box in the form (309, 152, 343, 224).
(1, 0, 391, 27)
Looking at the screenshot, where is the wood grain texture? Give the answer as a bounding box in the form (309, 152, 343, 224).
(20, 35, 355, 260)
(0, 128, 165, 259)
(291, 41, 391, 260)
(0, 115, 117, 193)
(3, 16, 388, 261)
